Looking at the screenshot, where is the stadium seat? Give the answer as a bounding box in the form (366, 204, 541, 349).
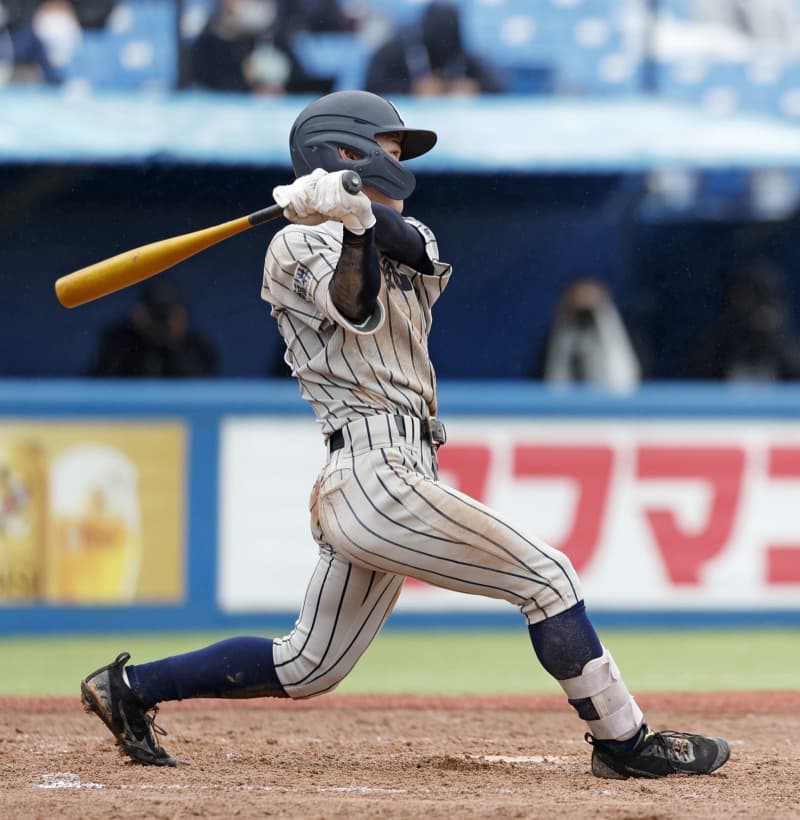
(462, 0, 544, 70)
(462, 0, 644, 94)
(772, 62, 800, 119)
(653, 53, 800, 120)
(657, 0, 692, 16)
(291, 31, 371, 91)
(60, 0, 177, 90)
(180, 0, 216, 41)
(654, 61, 745, 113)
(647, 0, 800, 119)
(362, 0, 435, 27)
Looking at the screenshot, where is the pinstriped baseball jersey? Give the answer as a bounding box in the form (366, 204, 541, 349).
(262, 214, 582, 697)
(262, 217, 450, 436)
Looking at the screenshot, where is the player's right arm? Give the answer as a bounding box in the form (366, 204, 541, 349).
(268, 171, 385, 334)
(263, 224, 385, 335)
(330, 226, 382, 327)
(275, 177, 436, 322)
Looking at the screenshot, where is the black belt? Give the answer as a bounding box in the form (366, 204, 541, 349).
(328, 416, 446, 452)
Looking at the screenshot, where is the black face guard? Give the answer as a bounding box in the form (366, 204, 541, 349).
(292, 131, 421, 199)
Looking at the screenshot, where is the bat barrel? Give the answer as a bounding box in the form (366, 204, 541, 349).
(55, 170, 364, 308)
(55, 215, 252, 308)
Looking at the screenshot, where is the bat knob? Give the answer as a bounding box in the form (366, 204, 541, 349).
(342, 171, 362, 196)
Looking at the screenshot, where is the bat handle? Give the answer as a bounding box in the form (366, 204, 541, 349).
(341, 170, 363, 195)
(248, 203, 284, 227)
(247, 170, 363, 227)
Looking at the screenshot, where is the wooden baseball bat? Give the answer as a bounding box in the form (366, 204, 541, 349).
(54, 170, 363, 309)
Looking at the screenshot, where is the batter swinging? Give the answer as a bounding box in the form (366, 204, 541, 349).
(81, 91, 730, 780)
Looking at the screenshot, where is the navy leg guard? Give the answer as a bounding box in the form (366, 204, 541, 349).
(528, 600, 603, 680)
(126, 637, 288, 705)
(529, 601, 606, 722)
(529, 602, 644, 747)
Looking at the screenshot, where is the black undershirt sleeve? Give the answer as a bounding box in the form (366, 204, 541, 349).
(330, 206, 435, 325)
(372, 203, 434, 275)
(330, 227, 381, 324)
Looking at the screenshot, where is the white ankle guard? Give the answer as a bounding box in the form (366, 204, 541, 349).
(558, 648, 644, 741)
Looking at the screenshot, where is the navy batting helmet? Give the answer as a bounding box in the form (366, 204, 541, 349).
(289, 90, 437, 200)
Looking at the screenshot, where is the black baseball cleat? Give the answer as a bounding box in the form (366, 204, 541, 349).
(588, 726, 730, 779)
(81, 652, 177, 767)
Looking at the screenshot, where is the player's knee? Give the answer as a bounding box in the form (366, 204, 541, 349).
(519, 548, 582, 620)
(281, 674, 345, 700)
(287, 680, 342, 700)
(273, 641, 350, 699)
(555, 549, 580, 588)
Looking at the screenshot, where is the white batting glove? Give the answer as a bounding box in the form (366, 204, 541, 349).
(310, 171, 377, 235)
(272, 168, 327, 226)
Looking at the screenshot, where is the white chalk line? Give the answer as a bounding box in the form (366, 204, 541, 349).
(475, 754, 571, 764)
(35, 755, 573, 794)
(37, 773, 103, 790)
(36, 773, 407, 795)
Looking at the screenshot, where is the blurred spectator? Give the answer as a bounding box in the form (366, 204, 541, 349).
(654, 0, 800, 66)
(691, 0, 800, 46)
(3, 0, 115, 28)
(30, 0, 83, 74)
(0, 0, 119, 84)
(70, 0, 116, 29)
(0, 0, 59, 83)
(88, 280, 219, 378)
(365, 1, 505, 97)
(188, 0, 335, 95)
(687, 259, 800, 381)
(531, 277, 642, 393)
(276, 0, 349, 34)
(1, 0, 37, 27)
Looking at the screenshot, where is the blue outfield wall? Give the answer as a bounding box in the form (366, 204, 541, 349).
(1, 379, 800, 634)
(5, 97, 800, 384)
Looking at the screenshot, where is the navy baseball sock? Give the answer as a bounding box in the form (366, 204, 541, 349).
(125, 637, 288, 705)
(528, 601, 643, 753)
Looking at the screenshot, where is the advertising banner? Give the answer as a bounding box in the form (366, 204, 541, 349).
(0, 421, 186, 605)
(219, 417, 800, 614)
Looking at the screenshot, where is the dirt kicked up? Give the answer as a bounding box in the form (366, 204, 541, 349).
(1, 692, 798, 819)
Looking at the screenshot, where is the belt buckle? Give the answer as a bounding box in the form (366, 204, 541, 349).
(422, 417, 447, 447)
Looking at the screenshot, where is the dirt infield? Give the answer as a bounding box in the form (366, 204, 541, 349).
(2, 692, 798, 819)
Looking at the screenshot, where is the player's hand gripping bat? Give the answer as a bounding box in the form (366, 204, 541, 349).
(54, 170, 363, 309)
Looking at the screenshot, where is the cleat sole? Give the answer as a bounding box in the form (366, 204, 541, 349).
(80, 678, 177, 767)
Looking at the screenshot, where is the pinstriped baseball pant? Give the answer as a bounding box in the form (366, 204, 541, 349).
(272, 414, 582, 698)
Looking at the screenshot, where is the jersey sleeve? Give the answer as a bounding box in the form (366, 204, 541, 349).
(262, 224, 385, 335)
(396, 216, 452, 311)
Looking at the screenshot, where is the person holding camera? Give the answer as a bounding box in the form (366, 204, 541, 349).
(533, 276, 642, 394)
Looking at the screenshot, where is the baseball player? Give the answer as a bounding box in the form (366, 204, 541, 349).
(81, 91, 730, 780)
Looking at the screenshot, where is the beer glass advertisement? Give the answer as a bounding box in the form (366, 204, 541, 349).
(0, 422, 186, 605)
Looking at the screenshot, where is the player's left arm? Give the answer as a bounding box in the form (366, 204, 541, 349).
(372, 204, 434, 274)
(400, 216, 453, 332)
(392, 215, 452, 320)
(372, 205, 450, 281)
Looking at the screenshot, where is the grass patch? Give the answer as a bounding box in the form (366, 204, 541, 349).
(0, 628, 797, 697)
